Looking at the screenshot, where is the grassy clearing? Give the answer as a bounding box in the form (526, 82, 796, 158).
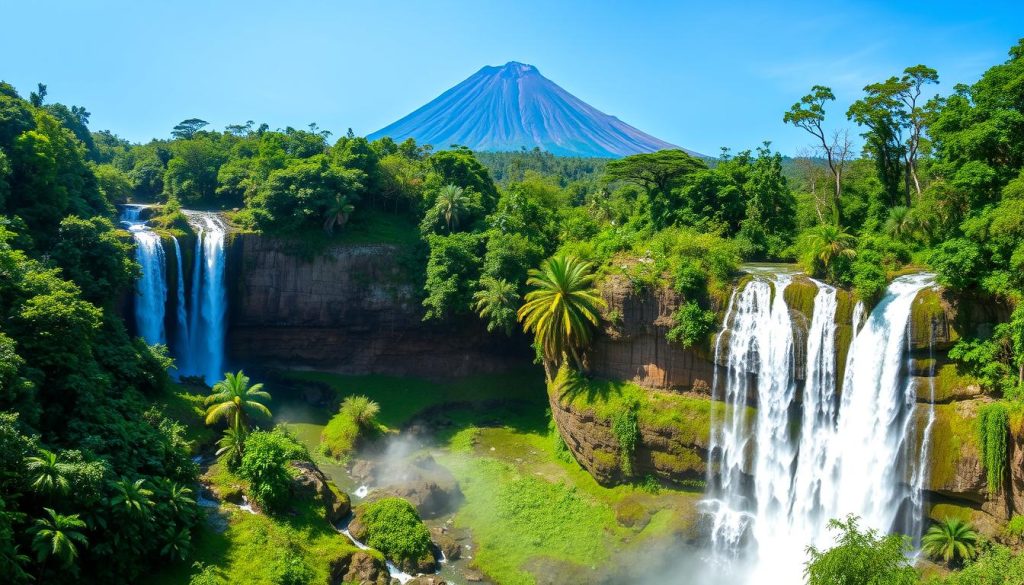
(284, 368, 546, 428)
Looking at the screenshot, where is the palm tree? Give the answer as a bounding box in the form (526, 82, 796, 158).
(153, 479, 195, 515)
(323, 194, 355, 235)
(29, 508, 88, 567)
(216, 427, 245, 469)
(25, 449, 70, 496)
(434, 184, 470, 232)
(800, 223, 857, 280)
(473, 276, 519, 335)
(883, 206, 914, 242)
(160, 526, 191, 561)
(340, 395, 380, 429)
(518, 255, 606, 378)
(109, 478, 154, 519)
(921, 517, 979, 567)
(204, 370, 272, 433)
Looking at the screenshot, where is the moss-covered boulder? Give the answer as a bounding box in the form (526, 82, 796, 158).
(912, 363, 983, 404)
(917, 401, 986, 502)
(329, 550, 390, 585)
(349, 497, 437, 574)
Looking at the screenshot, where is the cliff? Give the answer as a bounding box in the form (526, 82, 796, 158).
(226, 234, 531, 378)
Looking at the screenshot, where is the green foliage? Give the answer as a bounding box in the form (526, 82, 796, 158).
(804, 515, 918, 585)
(1006, 515, 1024, 542)
(611, 404, 639, 476)
(518, 255, 605, 373)
(422, 232, 483, 321)
(321, 395, 382, 459)
(356, 498, 433, 569)
(797, 223, 857, 282)
(473, 276, 520, 335)
(667, 300, 716, 348)
(921, 517, 979, 567)
(931, 544, 1024, 585)
(203, 370, 272, 432)
(977, 402, 1009, 494)
(237, 427, 308, 512)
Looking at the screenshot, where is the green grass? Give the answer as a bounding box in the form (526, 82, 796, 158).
(151, 461, 366, 585)
(283, 368, 546, 429)
(321, 410, 360, 459)
(154, 382, 216, 453)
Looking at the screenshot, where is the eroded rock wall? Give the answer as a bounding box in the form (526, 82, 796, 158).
(227, 234, 530, 378)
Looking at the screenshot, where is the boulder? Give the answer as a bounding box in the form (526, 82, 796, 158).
(430, 527, 461, 561)
(329, 551, 390, 585)
(407, 578, 446, 585)
(290, 460, 351, 522)
(357, 455, 463, 518)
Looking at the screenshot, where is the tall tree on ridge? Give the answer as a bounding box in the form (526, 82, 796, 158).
(784, 85, 851, 224)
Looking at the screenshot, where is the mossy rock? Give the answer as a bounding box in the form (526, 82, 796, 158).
(920, 401, 983, 496)
(614, 496, 652, 530)
(927, 501, 1002, 537)
(914, 363, 983, 403)
(833, 288, 858, 385)
(909, 288, 958, 350)
(783, 277, 818, 324)
(650, 449, 704, 476)
(349, 497, 436, 574)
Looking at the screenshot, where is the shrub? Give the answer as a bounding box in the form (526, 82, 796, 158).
(355, 498, 433, 569)
(666, 300, 716, 348)
(978, 402, 1009, 494)
(321, 395, 382, 459)
(1006, 515, 1024, 543)
(611, 404, 639, 476)
(237, 427, 308, 512)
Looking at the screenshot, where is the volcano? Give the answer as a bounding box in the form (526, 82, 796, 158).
(368, 62, 689, 158)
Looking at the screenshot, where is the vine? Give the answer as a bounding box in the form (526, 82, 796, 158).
(612, 403, 639, 476)
(978, 402, 1009, 494)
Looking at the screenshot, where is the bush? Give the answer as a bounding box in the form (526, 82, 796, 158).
(321, 395, 382, 460)
(355, 498, 433, 570)
(805, 516, 917, 585)
(237, 427, 308, 512)
(611, 404, 639, 476)
(666, 300, 716, 348)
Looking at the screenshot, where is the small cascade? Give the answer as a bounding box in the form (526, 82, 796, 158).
(120, 205, 167, 345)
(705, 271, 937, 584)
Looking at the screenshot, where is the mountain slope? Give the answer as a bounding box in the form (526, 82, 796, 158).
(368, 62, 692, 158)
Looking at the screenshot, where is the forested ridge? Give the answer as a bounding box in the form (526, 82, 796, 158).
(0, 38, 1023, 584)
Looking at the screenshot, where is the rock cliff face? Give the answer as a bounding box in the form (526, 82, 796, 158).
(227, 235, 530, 378)
(590, 276, 716, 391)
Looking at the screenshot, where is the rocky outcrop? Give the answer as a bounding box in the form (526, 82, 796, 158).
(227, 235, 532, 378)
(329, 551, 390, 585)
(290, 461, 351, 523)
(350, 454, 463, 519)
(549, 383, 714, 486)
(590, 275, 716, 391)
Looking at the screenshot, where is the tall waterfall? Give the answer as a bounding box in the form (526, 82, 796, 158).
(706, 272, 936, 583)
(121, 205, 167, 345)
(119, 206, 229, 385)
(181, 213, 228, 384)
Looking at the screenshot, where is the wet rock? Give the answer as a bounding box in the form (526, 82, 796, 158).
(463, 570, 484, 582)
(329, 550, 390, 585)
(290, 460, 352, 522)
(407, 577, 447, 585)
(430, 527, 461, 561)
(362, 455, 463, 518)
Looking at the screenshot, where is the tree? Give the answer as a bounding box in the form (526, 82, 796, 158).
(215, 427, 245, 469)
(604, 150, 706, 227)
(237, 428, 308, 512)
(109, 477, 154, 519)
(204, 370, 272, 434)
(322, 194, 355, 235)
(422, 232, 483, 321)
(518, 255, 606, 378)
(921, 518, 979, 567)
(171, 118, 209, 140)
(25, 449, 70, 496)
(784, 86, 850, 223)
(473, 276, 519, 335)
(800, 223, 857, 281)
(422, 184, 475, 233)
(29, 508, 88, 567)
(804, 515, 917, 585)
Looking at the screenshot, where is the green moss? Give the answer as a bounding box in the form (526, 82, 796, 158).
(651, 449, 704, 475)
(910, 288, 960, 350)
(783, 277, 818, 323)
(931, 363, 982, 402)
(320, 410, 359, 460)
(613, 496, 651, 530)
(925, 402, 981, 489)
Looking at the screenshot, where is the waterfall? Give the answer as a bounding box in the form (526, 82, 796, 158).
(180, 213, 228, 385)
(119, 205, 229, 385)
(121, 205, 167, 345)
(171, 237, 190, 375)
(706, 272, 936, 583)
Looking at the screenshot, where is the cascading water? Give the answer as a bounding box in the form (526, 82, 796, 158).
(180, 213, 228, 384)
(121, 205, 167, 345)
(118, 205, 229, 385)
(171, 236, 191, 375)
(705, 271, 936, 584)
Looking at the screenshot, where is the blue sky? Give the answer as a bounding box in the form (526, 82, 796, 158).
(1, 0, 1020, 155)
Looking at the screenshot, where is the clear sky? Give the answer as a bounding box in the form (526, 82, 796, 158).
(1, 0, 1021, 155)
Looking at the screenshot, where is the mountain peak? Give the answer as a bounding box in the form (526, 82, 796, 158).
(369, 64, 694, 158)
